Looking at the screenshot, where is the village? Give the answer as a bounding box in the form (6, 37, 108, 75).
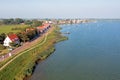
(0, 22, 51, 62)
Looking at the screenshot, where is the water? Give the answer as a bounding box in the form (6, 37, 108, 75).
(30, 20, 120, 80)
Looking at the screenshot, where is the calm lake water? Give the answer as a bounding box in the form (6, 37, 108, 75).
(30, 20, 120, 80)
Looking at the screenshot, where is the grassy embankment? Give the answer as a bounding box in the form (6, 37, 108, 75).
(0, 25, 67, 80)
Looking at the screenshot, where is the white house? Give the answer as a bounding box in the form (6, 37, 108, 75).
(3, 34, 20, 47)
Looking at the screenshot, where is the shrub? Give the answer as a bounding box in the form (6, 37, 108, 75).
(0, 44, 5, 50)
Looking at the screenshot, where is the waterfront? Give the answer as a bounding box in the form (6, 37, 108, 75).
(30, 20, 120, 80)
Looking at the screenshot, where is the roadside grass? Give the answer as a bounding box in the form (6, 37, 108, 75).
(0, 24, 29, 34)
(0, 49, 9, 56)
(0, 26, 67, 80)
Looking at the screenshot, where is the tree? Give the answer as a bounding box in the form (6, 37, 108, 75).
(2, 18, 25, 24)
(17, 32, 29, 43)
(14, 18, 24, 24)
(0, 33, 6, 44)
(2, 19, 10, 24)
(26, 29, 37, 40)
(32, 20, 43, 27)
(24, 20, 33, 26)
(9, 18, 14, 24)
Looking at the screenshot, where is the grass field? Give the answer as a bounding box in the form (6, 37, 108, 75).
(0, 26, 67, 80)
(0, 24, 29, 34)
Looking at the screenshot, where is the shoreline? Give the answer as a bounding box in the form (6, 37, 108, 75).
(24, 26, 68, 80)
(23, 47, 56, 80)
(0, 25, 68, 80)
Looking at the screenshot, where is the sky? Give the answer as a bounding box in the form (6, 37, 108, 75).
(0, 0, 120, 19)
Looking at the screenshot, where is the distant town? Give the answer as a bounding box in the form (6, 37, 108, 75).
(39, 19, 95, 24)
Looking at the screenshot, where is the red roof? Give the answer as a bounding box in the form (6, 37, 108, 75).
(37, 26, 46, 30)
(8, 34, 19, 42)
(37, 23, 50, 30)
(43, 23, 50, 27)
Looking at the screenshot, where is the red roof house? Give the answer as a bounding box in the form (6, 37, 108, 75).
(3, 34, 20, 47)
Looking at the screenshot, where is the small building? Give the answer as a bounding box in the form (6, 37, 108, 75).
(3, 34, 20, 47)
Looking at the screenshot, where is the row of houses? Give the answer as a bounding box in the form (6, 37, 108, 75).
(37, 23, 51, 34)
(3, 23, 51, 47)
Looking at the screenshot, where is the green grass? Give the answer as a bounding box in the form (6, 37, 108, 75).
(0, 26, 67, 80)
(0, 24, 29, 34)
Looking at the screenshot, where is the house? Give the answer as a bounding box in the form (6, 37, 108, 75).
(43, 23, 51, 29)
(37, 25, 46, 34)
(3, 34, 20, 47)
(37, 23, 51, 34)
